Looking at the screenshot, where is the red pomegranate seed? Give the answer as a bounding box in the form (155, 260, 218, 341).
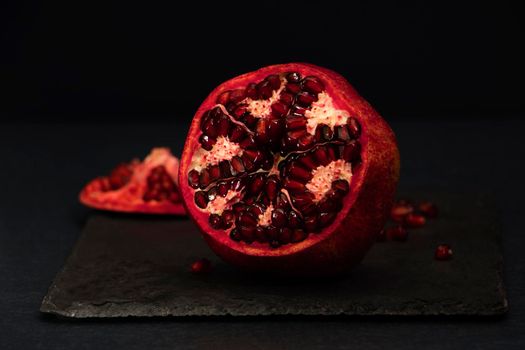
(279, 92, 294, 105)
(271, 102, 288, 117)
(302, 76, 324, 94)
(266, 74, 281, 90)
(319, 212, 336, 227)
(287, 164, 312, 182)
(404, 213, 426, 228)
(209, 214, 223, 229)
(313, 146, 330, 166)
(386, 225, 408, 241)
(217, 181, 230, 197)
(335, 125, 351, 141)
(332, 179, 349, 195)
(230, 156, 246, 175)
(229, 89, 246, 103)
(238, 212, 257, 227)
(390, 203, 414, 222)
(283, 178, 306, 193)
(222, 210, 235, 228)
(296, 92, 316, 106)
(286, 72, 301, 83)
(194, 191, 208, 209)
(254, 226, 268, 243)
(291, 229, 307, 243)
(342, 140, 360, 162)
(199, 169, 211, 189)
(265, 175, 280, 201)
(245, 83, 257, 99)
(216, 91, 231, 105)
(271, 209, 288, 228)
(279, 227, 292, 244)
(418, 201, 439, 218)
(188, 169, 200, 189)
(347, 117, 361, 138)
(199, 134, 216, 151)
(435, 244, 453, 260)
(257, 81, 273, 99)
(190, 258, 212, 274)
(304, 216, 318, 232)
(285, 83, 301, 94)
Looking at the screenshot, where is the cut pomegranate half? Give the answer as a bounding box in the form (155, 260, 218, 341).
(179, 63, 400, 275)
(80, 148, 186, 215)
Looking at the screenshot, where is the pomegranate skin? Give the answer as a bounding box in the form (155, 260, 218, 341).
(179, 63, 400, 276)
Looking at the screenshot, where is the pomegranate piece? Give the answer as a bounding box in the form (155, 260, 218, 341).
(179, 63, 400, 276)
(80, 148, 186, 215)
(390, 201, 414, 222)
(190, 258, 212, 274)
(434, 244, 453, 261)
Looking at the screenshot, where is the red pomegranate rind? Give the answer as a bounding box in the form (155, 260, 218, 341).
(80, 148, 186, 215)
(179, 63, 399, 275)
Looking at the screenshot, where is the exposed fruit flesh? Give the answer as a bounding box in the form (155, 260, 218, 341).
(186, 70, 363, 248)
(80, 148, 186, 215)
(179, 63, 400, 275)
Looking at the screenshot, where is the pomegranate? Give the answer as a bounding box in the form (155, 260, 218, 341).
(179, 63, 400, 275)
(80, 148, 186, 215)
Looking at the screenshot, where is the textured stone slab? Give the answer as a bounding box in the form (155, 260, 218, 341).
(41, 192, 507, 318)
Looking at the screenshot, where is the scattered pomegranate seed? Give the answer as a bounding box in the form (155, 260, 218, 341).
(404, 213, 426, 228)
(385, 225, 408, 241)
(190, 258, 212, 274)
(390, 202, 414, 222)
(418, 201, 438, 218)
(434, 244, 453, 261)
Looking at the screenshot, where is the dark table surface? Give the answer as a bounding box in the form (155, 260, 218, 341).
(1, 118, 524, 349)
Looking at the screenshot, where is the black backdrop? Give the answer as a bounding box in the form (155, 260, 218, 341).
(1, 1, 523, 121)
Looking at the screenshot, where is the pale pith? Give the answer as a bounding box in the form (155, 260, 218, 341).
(306, 160, 353, 202)
(305, 92, 350, 135)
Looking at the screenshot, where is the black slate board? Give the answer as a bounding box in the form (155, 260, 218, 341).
(41, 192, 508, 318)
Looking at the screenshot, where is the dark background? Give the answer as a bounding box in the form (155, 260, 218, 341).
(1, 2, 525, 349)
(1, 1, 523, 121)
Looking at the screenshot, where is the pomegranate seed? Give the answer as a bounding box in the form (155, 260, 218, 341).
(190, 258, 212, 274)
(230, 156, 246, 175)
(229, 89, 246, 103)
(238, 212, 257, 227)
(217, 115, 230, 137)
(271, 209, 288, 227)
(199, 134, 215, 151)
(298, 153, 317, 170)
(238, 225, 255, 243)
(266, 225, 280, 240)
(286, 72, 301, 83)
(304, 216, 318, 232)
(296, 92, 316, 106)
(390, 203, 414, 222)
(404, 213, 426, 228)
(209, 214, 223, 229)
(435, 244, 453, 260)
(188, 169, 200, 189)
(271, 102, 288, 117)
(245, 83, 258, 99)
(216, 90, 231, 105)
(318, 212, 336, 227)
(287, 210, 302, 228)
(291, 229, 307, 243)
(207, 187, 217, 202)
(283, 178, 306, 193)
(279, 92, 294, 105)
(232, 202, 247, 214)
(265, 175, 280, 201)
(249, 174, 265, 194)
(257, 80, 273, 99)
(285, 83, 301, 94)
(418, 201, 439, 218)
(332, 179, 349, 195)
(347, 117, 361, 138)
(199, 169, 211, 189)
(219, 160, 232, 178)
(266, 74, 281, 89)
(267, 118, 285, 143)
(279, 227, 292, 244)
(313, 146, 330, 166)
(208, 164, 221, 182)
(287, 164, 312, 182)
(386, 225, 408, 241)
(230, 228, 241, 241)
(217, 181, 230, 197)
(342, 141, 361, 162)
(335, 125, 351, 141)
(302, 76, 324, 94)
(222, 210, 235, 228)
(254, 226, 268, 243)
(194, 191, 208, 209)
